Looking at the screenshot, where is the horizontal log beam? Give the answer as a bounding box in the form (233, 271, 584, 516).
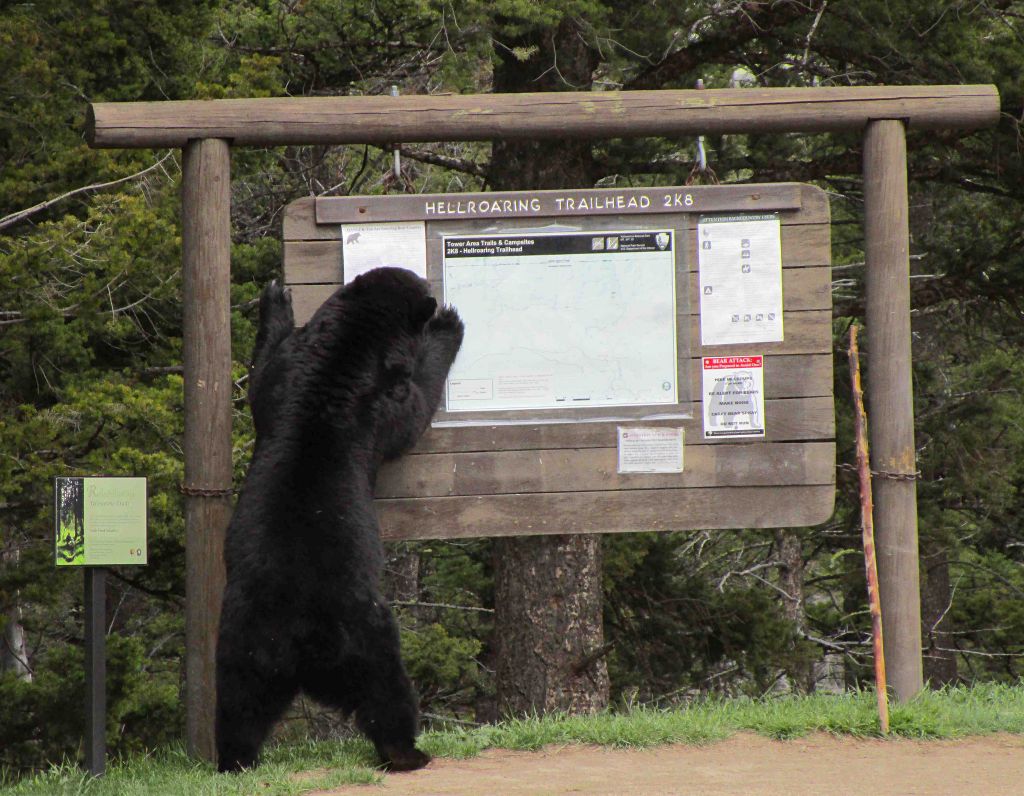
(86, 85, 999, 149)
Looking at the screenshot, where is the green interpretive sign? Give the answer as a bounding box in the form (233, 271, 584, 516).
(54, 477, 147, 566)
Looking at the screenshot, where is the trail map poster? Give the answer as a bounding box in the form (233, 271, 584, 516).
(442, 230, 678, 413)
(54, 477, 147, 566)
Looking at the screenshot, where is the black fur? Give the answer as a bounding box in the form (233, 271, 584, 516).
(215, 268, 463, 773)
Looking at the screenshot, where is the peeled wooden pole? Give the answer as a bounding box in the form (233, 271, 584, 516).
(86, 85, 999, 149)
(181, 139, 233, 762)
(848, 325, 889, 733)
(862, 120, 923, 702)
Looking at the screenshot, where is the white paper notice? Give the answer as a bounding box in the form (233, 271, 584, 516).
(443, 231, 678, 413)
(617, 427, 685, 473)
(341, 221, 427, 283)
(697, 214, 783, 345)
(702, 356, 766, 439)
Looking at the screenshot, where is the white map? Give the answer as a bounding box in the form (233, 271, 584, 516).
(442, 231, 678, 413)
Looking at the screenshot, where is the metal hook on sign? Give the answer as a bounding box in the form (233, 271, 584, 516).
(685, 78, 718, 185)
(390, 85, 401, 180)
(695, 78, 707, 173)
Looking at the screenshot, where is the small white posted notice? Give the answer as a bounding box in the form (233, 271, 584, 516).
(341, 221, 427, 283)
(702, 356, 766, 439)
(697, 214, 783, 345)
(617, 427, 685, 474)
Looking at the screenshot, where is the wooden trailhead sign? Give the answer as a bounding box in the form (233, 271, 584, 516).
(283, 182, 834, 541)
(85, 85, 999, 743)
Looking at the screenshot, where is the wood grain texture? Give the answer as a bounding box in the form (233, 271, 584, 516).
(296, 183, 830, 237)
(863, 120, 923, 701)
(284, 229, 831, 285)
(315, 184, 804, 223)
(87, 85, 999, 148)
(276, 183, 836, 538)
(414, 396, 835, 454)
(181, 139, 232, 763)
(285, 263, 831, 314)
(376, 441, 836, 498)
(375, 484, 837, 539)
(284, 186, 830, 243)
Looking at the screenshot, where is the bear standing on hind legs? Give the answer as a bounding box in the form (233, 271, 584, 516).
(215, 268, 464, 773)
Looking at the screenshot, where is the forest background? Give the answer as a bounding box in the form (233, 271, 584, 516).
(1, 0, 1023, 776)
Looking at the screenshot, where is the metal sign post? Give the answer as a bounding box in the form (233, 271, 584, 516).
(83, 567, 106, 776)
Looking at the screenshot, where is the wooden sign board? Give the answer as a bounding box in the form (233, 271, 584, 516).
(282, 183, 834, 540)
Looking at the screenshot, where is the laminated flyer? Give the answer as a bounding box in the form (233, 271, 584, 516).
(697, 214, 783, 345)
(54, 477, 147, 566)
(617, 427, 685, 474)
(702, 356, 766, 439)
(341, 221, 427, 283)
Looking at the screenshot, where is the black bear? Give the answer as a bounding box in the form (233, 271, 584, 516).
(215, 267, 463, 773)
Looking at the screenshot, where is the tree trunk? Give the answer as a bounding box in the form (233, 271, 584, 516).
(494, 534, 609, 714)
(1, 547, 31, 681)
(774, 528, 814, 693)
(383, 543, 420, 604)
(488, 18, 609, 716)
(2, 607, 32, 681)
(383, 542, 421, 622)
(490, 18, 597, 193)
(920, 543, 958, 687)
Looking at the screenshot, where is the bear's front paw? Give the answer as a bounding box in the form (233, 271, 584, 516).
(427, 306, 464, 340)
(258, 279, 294, 329)
(260, 279, 292, 310)
(379, 744, 431, 772)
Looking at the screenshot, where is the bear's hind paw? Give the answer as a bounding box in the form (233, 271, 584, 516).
(378, 745, 431, 772)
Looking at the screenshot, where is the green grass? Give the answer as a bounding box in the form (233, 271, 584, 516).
(0, 742, 383, 796)
(6, 683, 1024, 795)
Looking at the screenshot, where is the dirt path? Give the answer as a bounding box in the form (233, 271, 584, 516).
(310, 733, 1024, 795)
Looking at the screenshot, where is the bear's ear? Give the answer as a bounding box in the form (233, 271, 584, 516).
(410, 296, 437, 331)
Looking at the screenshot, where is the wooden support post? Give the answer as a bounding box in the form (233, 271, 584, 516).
(862, 119, 923, 703)
(181, 138, 233, 762)
(83, 567, 106, 776)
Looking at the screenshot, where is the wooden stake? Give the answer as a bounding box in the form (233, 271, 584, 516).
(848, 324, 889, 734)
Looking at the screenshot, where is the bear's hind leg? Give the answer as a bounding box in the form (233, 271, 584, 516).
(301, 603, 430, 771)
(353, 657, 430, 772)
(216, 657, 298, 772)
